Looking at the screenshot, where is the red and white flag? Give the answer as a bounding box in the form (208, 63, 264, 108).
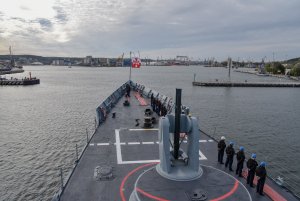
(131, 57, 141, 68)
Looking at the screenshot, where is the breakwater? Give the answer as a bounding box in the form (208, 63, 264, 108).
(0, 78, 40, 85)
(192, 81, 300, 87)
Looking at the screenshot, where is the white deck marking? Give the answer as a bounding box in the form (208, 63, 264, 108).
(114, 142, 126, 145)
(115, 128, 208, 164)
(97, 143, 109, 146)
(129, 128, 159, 131)
(93, 139, 211, 147)
(142, 142, 155, 144)
(128, 142, 141, 145)
(121, 160, 160, 164)
(115, 129, 123, 164)
(199, 150, 207, 160)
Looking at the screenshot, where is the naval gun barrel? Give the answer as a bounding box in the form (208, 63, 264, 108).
(174, 88, 182, 159)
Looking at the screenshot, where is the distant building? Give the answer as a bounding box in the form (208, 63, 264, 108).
(99, 58, 110, 66)
(83, 56, 93, 65)
(52, 60, 65, 65)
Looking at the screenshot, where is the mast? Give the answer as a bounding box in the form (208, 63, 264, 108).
(228, 57, 232, 78)
(9, 46, 14, 68)
(129, 51, 132, 81)
(174, 88, 182, 159)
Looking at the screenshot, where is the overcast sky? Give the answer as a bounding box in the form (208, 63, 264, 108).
(0, 0, 299, 61)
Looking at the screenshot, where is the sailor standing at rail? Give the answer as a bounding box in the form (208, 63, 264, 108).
(247, 153, 258, 187)
(256, 162, 267, 196)
(126, 84, 131, 97)
(150, 94, 154, 108)
(235, 146, 245, 177)
(225, 141, 235, 171)
(217, 136, 226, 164)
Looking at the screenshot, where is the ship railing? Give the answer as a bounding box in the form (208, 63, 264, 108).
(52, 81, 176, 201)
(131, 81, 174, 114)
(199, 122, 300, 199)
(52, 126, 99, 201)
(52, 81, 131, 201)
(96, 81, 129, 126)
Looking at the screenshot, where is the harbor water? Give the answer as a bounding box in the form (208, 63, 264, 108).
(0, 65, 299, 200)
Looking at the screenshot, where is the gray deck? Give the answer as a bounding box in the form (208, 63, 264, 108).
(60, 93, 298, 201)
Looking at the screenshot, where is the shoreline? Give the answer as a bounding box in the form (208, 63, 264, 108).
(0, 69, 24, 75)
(234, 69, 299, 82)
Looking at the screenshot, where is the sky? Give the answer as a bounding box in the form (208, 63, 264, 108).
(0, 0, 299, 61)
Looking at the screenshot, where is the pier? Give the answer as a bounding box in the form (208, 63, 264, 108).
(0, 78, 40, 86)
(192, 81, 300, 87)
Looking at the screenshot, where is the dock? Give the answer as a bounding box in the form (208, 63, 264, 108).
(0, 78, 40, 86)
(192, 81, 300, 87)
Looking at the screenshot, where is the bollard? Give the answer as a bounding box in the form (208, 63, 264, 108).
(193, 73, 196, 82)
(94, 117, 97, 131)
(75, 144, 79, 163)
(60, 168, 64, 191)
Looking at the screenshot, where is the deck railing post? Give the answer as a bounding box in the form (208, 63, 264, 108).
(75, 144, 79, 163)
(86, 128, 89, 144)
(60, 168, 64, 191)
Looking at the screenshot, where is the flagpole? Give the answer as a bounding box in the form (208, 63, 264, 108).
(129, 51, 132, 81)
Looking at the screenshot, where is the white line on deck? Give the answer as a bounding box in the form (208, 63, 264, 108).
(121, 160, 160, 164)
(128, 142, 141, 145)
(129, 128, 159, 131)
(97, 143, 109, 146)
(199, 150, 207, 160)
(114, 128, 208, 164)
(92, 139, 212, 146)
(115, 129, 123, 164)
(142, 142, 154, 145)
(114, 142, 126, 145)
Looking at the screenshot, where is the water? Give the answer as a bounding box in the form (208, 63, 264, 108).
(0, 65, 299, 200)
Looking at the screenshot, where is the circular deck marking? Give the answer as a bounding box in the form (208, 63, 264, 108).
(136, 187, 169, 201)
(201, 164, 252, 201)
(210, 180, 239, 201)
(120, 162, 158, 201)
(121, 163, 252, 201)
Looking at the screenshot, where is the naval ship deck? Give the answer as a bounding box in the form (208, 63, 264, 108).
(59, 88, 298, 201)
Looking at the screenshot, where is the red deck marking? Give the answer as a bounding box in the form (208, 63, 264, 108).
(120, 162, 158, 201)
(242, 170, 287, 201)
(210, 180, 239, 201)
(134, 92, 148, 106)
(136, 187, 170, 201)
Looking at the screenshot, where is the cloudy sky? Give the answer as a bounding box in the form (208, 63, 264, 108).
(0, 0, 299, 61)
